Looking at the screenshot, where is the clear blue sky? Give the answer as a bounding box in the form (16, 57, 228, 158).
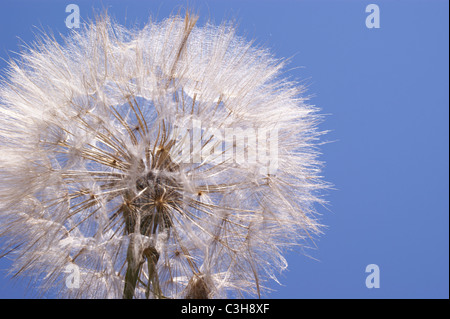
(0, 0, 448, 299)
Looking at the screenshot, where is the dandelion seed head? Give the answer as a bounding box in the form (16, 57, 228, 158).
(0, 12, 327, 298)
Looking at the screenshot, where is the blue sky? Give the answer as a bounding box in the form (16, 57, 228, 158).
(0, 0, 448, 299)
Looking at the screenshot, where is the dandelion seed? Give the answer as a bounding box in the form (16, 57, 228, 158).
(0, 11, 327, 298)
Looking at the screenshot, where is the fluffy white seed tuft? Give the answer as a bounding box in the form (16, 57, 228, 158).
(0, 12, 327, 298)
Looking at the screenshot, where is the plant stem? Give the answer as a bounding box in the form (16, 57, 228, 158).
(123, 233, 143, 299)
